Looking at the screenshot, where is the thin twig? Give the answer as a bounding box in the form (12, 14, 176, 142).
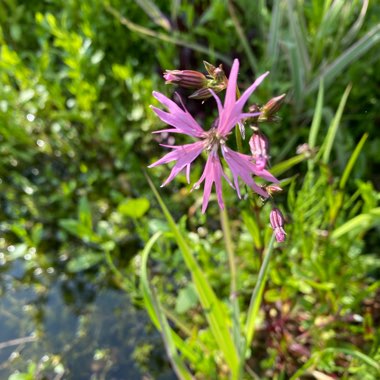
(0, 335, 37, 350)
(105, 4, 232, 65)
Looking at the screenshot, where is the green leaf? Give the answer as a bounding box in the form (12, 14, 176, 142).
(175, 284, 198, 314)
(79, 196, 92, 230)
(308, 79, 324, 150)
(146, 174, 240, 376)
(307, 23, 380, 94)
(270, 154, 307, 177)
(140, 232, 194, 380)
(242, 211, 262, 250)
(339, 133, 368, 190)
(321, 84, 351, 164)
(331, 208, 380, 239)
(67, 251, 104, 273)
(118, 198, 150, 219)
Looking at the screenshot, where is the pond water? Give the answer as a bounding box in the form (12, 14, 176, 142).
(0, 258, 175, 379)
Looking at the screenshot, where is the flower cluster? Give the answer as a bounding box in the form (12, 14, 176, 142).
(149, 58, 286, 241)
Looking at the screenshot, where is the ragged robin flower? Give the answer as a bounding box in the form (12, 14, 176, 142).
(149, 59, 279, 213)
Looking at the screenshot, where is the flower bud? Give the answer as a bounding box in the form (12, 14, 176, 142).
(249, 132, 269, 170)
(266, 185, 283, 196)
(270, 208, 286, 242)
(163, 70, 207, 89)
(258, 93, 286, 122)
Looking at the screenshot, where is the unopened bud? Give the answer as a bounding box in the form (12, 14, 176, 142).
(270, 208, 286, 242)
(249, 133, 269, 170)
(296, 143, 316, 158)
(266, 185, 283, 196)
(163, 70, 207, 89)
(259, 93, 286, 122)
(203, 61, 225, 80)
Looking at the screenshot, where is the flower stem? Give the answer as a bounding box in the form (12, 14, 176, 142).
(245, 232, 276, 345)
(220, 206, 244, 372)
(220, 207, 237, 295)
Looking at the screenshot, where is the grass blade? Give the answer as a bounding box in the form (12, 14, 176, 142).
(331, 208, 380, 239)
(307, 23, 380, 94)
(106, 5, 232, 65)
(342, 0, 369, 46)
(135, 0, 171, 31)
(267, 0, 283, 70)
(339, 133, 368, 190)
(322, 84, 351, 164)
(270, 153, 307, 177)
(308, 79, 324, 150)
(287, 1, 310, 74)
(228, 0, 258, 73)
(140, 232, 193, 380)
(145, 174, 240, 376)
(290, 347, 380, 380)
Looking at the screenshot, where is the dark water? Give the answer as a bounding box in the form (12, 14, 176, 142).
(0, 258, 176, 379)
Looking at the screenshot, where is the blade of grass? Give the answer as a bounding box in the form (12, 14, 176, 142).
(308, 79, 324, 150)
(307, 23, 380, 94)
(321, 84, 351, 164)
(285, 41, 304, 109)
(308, 79, 324, 171)
(140, 232, 193, 380)
(290, 347, 380, 380)
(270, 153, 307, 177)
(331, 208, 380, 239)
(105, 5, 232, 65)
(145, 174, 240, 376)
(342, 0, 369, 46)
(227, 0, 258, 73)
(267, 0, 283, 70)
(287, 1, 310, 74)
(135, 0, 171, 31)
(339, 133, 368, 190)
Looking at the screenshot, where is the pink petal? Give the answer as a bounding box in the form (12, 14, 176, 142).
(148, 141, 205, 186)
(224, 59, 239, 112)
(193, 151, 227, 213)
(151, 92, 205, 138)
(218, 71, 269, 136)
(222, 146, 277, 198)
(236, 71, 269, 111)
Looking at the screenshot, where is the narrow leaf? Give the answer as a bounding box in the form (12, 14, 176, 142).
(339, 133, 368, 190)
(307, 23, 380, 94)
(145, 174, 240, 375)
(322, 84, 351, 164)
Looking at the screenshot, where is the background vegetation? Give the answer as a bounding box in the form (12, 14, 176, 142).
(0, 0, 379, 379)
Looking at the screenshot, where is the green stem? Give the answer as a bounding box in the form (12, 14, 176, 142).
(220, 207, 237, 296)
(220, 206, 244, 378)
(240, 233, 276, 377)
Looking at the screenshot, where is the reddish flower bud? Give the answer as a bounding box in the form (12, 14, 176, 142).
(270, 208, 286, 242)
(249, 133, 269, 170)
(266, 185, 283, 196)
(163, 70, 207, 89)
(259, 93, 286, 122)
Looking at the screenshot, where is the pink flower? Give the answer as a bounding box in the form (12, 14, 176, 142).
(149, 59, 278, 213)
